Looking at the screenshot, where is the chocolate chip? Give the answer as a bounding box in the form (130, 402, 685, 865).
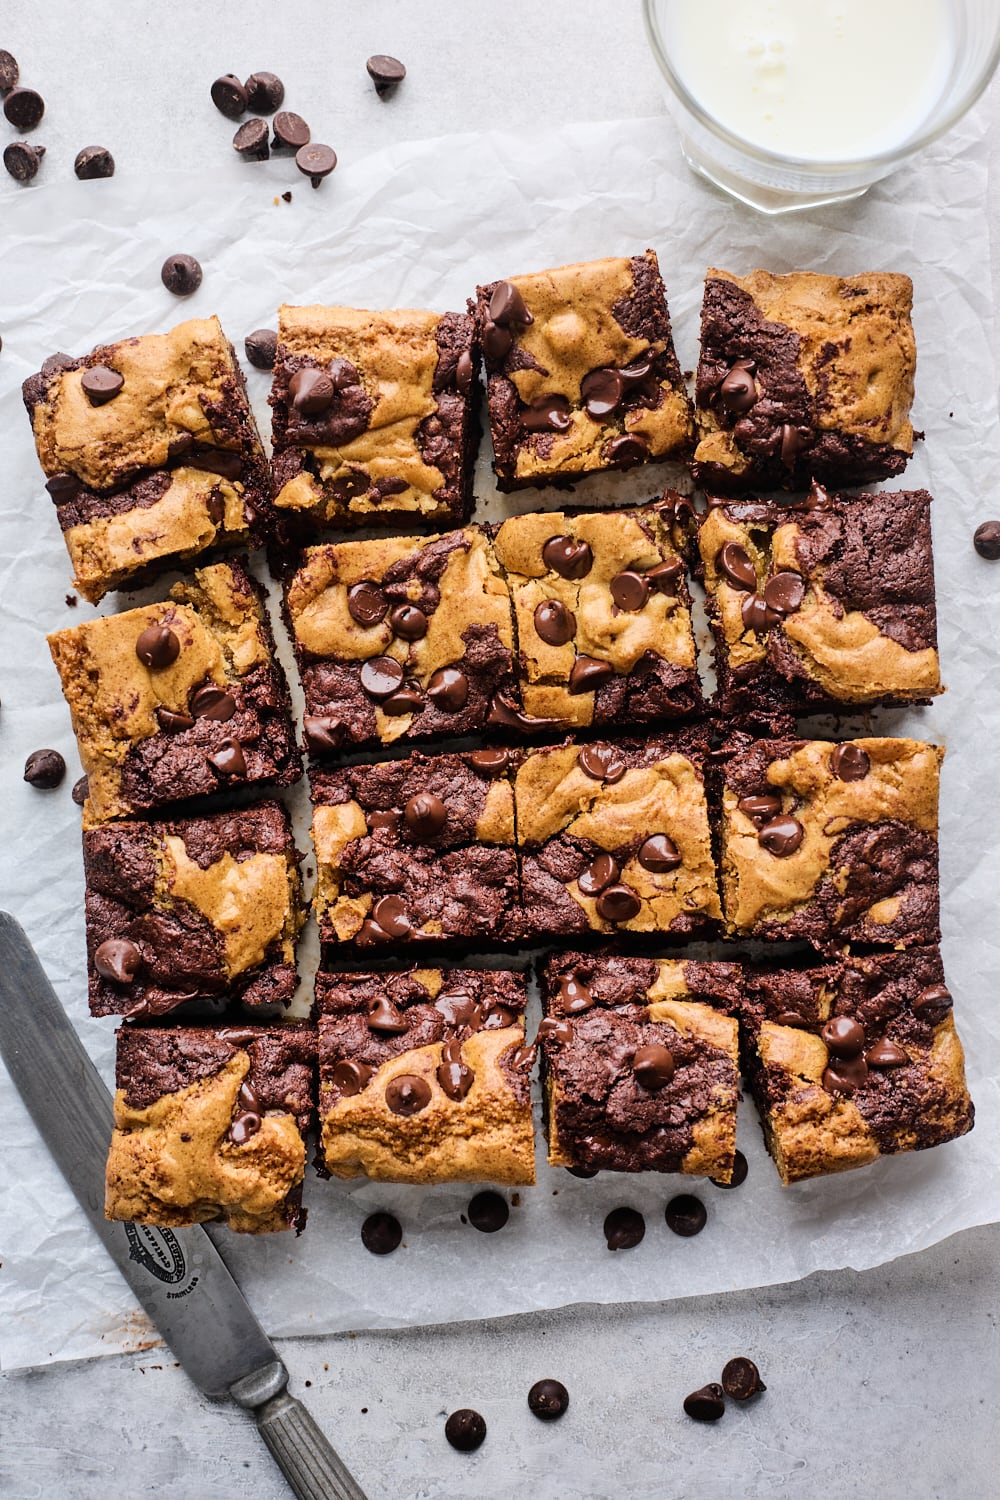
(360, 656, 405, 699)
(81, 365, 124, 405)
(445, 1409, 486, 1453)
(367, 996, 408, 1033)
(758, 815, 804, 857)
(332, 1059, 372, 1096)
(721, 1357, 765, 1401)
(720, 360, 758, 413)
(3, 87, 43, 130)
(366, 54, 406, 96)
(632, 1043, 675, 1090)
(45, 472, 80, 504)
(638, 834, 681, 872)
(528, 1380, 569, 1421)
(603, 1206, 645, 1250)
(522, 392, 572, 434)
(537, 1017, 575, 1046)
(736, 793, 782, 827)
(206, 491, 226, 527)
(347, 580, 389, 627)
(367, 809, 401, 832)
(272, 110, 310, 149)
(577, 744, 626, 783)
(469, 748, 513, 776)
(596, 884, 641, 923)
(434, 990, 480, 1028)
(296, 142, 337, 187)
(558, 975, 593, 1013)
(463, 1190, 507, 1233)
(135, 625, 179, 670)
(381, 686, 424, 716)
(427, 666, 468, 712)
(386, 1074, 431, 1116)
(647, 557, 683, 594)
(973, 520, 1000, 559)
(389, 603, 427, 640)
(605, 434, 649, 467)
(404, 791, 447, 839)
(329, 356, 360, 389)
(577, 853, 620, 896)
(482, 322, 512, 362)
(821, 1015, 866, 1059)
(913, 982, 952, 1019)
(830, 742, 871, 782)
(188, 448, 243, 480)
(780, 423, 810, 467)
(866, 1038, 909, 1068)
(717, 541, 756, 591)
(23, 749, 66, 789)
(229, 1081, 262, 1146)
(567, 1165, 599, 1179)
(94, 937, 142, 985)
(437, 1039, 474, 1101)
(190, 683, 236, 720)
(3, 141, 44, 183)
(167, 432, 195, 461)
(74, 146, 115, 180)
(156, 707, 195, 733)
(361, 1210, 402, 1255)
(741, 593, 775, 634)
(244, 328, 278, 369)
(665, 1194, 707, 1237)
(763, 571, 805, 616)
(244, 71, 284, 112)
(455, 349, 474, 393)
(289, 366, 334, 414)
(233, 118, 270, 160)
(71, 775, 89, 807)
(822, 1055, 869, 1095)
(161, 254, 203, 297)
(581, 367, 624, 418)
(533, 598, 576, 646)
(489, 280, 532, 327)
(208, 739, 246, 778)
(683, 1384, 725, 1422)
(711, 1149, 748, 1189)
(211, 74, 247, 119)
(542, 535, 592, 580)
(370, 894, 411, 939)
(569, 655, 615, 694)
(0, 50, 18, 94)
(609, 569, 651, 613)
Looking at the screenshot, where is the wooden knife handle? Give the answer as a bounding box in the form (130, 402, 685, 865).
(255, 1390, 369, 1500)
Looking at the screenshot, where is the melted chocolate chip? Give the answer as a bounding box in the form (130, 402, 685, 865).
(736, 793, 782, 827)
(537, 1016, 574, 1046)
(603, 1206, 645, 1250)
(469, 748, 513, 775)
(741, 592, 776, 634)
(435, 991, 481, 1028)
(23, 748, 66, 789)
(638, 834, 681, 873)
(821, 1016, 866, 1059)
(717, 541, 756, 591)
(720, 360, 758, 413)
(665, 1194, 707, 1237)
(367, 996, 408, 1034)
(333, 1059, 372, 1095)
(455, 349, 474, 393)
(523, 394, 572, 433)
(156, 707, 195, 733)
(758, 815, 804, 857)
(386, 1074, 432, 1116)
(866, 1038, 909, 1068)
(190, 683, 236, 721)
(488, 281, 532, 327)
(831, 743, 871, 782)
(229, 1081, 262, 1146)
(370, 895, 411, 939)
(361, 1211, 402, 1255)
(381, 686, 424, 716)
(596, 884, 641, 923)
(427, 666, 468, 712)
(437, 1038, 474, 1100)
(578, 744, 627, 783)
(45, 472, 81, 504)
(577, 853, 620, 896)
(913, 983, 952, 1019)
(780, 423, 811, 467)
(404, 791, 447, 839)
(647, 557, 683, 594)
(486, 694, 559, 733)
(482, 321, 512, 361)
(135, 625, 180, 670)
(445, 1409, 487, 1453)
(569, 655, 615, 694)
(94, 937, 143, 985)
(304, 715, 343, 754)
(534, 599, 576, 645)
(973, 520, 1000, 559)
(581, 367, 624, 418)
(605, 434, 648, 467)
(360, 656, 405, 699)
(610, 570, 650, 611)
(558, 975, 593, 1013)
(527, 1379, 570, 1421)
(347, 580, 389, 626)
(822, 1055, 869, 1095)
(763, 571, 805, 616)
(289, 366, 334, 413)
(683, 1384, 725, 1422)
(711, 1149, 748, 1190)
(208, 739, 246, 778)
(468, 1190, 509, 1233)
(81, 365, 124, 405)
(389, 603, 428, 641)
(367, 809, 401, 832)
(721, 1357, 766, 1401)
(632, 1043, 675, 1090)
(542, 535, 593, 579)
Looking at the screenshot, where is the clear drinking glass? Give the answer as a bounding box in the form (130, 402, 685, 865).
(643, 0, 1000, 214)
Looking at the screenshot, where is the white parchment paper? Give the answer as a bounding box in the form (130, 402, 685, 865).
(2, 113, 999, 1372)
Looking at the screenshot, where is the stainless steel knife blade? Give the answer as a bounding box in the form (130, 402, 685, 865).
(0, 911, 367, 1500)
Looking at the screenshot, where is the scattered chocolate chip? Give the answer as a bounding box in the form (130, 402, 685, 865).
(272, 110, 310, 150)
(211, 74, 247, 119)
(296, 142, 337, 187)
(558, 975, 593, 1013)
(581, 366, 624, 418)
(523, 393, 572, 433)
(489, 280, 532, 327)
(740, 592, 775, 634)
(289, 366, 334, 414)
(381, 686, 424, 716)
(347, 580, 389, 627)
(244, 328, 278, 369)
(486, 693, 558, 733)
(361, 1211, 402, 1255)
(45, 472, 80, 504)
(332, 1058, 373, 1095)
(445, 1409, 486, 1453)
(466, 1191, 508, 1233)
(389, 603, 427, 640)
(135, 624, 180, 670)
(603, 1206, 645, 1251)
(455, 349, 474, 393)
(160, 254, 203, 297)
(638, 834, 681, 873)
(366, 54, 406, 97)
(23, 748, 66, 789)
(758, 815, 804, 857)
(94, 937, 142, 986)
(190, 684, 236, 720)
(665, 1194, 707, 1237)
(427, 666, 468, 712)
(913, 982, 952, 1019)
(367, 996, 408, 1034)
(720, 360, 758, 413)
(0, 50, 18, 94)
(568, 655, 615, 694)
(281, 189, 292, 202)
(973, 520, 1000, 559)
(360, 656, 405, 699)
(605, 434, 649, 467)
(821, 1016, 866, 1059)
(866, 1038, 909, 1068)
(244, 71, 284, 112)
(736, 793, 782, 827)
(71, 775, 89, 807)
(763, 571, 805, 616)
(609, 570, 650, 612)
(437, 1039, 474, 1101)
(74, 146, 115, 179)
(822, 1055, 869, 1095)
(830, 742, 871, 782)
(3, 141, 44, 182)
(229, 1081, 262, 1146)
(780, 423, 810, 467)
(647, 557, 683, 594)
(567, 1164, 598, 1178)
(208, 739, 246, 778)
(3, 87, 43, 130)
(632, 1043, 675, 1091)
(596, 884, 641, 923)
(577, 853, 620, 897)
(81, 365, 124, 405)
(404, 791, 447, 839)
(156, 707, 195, 733)
(370, 894, 411, 939)
(233, 118, 270, 160)
(537, 1017, 575, 1046)
(577, 744, 626, 783)
(683, 1384, 726, 1422)
(534, 598, 575, 646)
(721, 1357, 765, 1401)
(717, 541, 756, 591)
(527, 1380, 569, 1421)
(542, 535, 593, 579)
(482, 322, 512, 362)
(386, 1073, 432, 1116)
(711, 1149, 748, 1189)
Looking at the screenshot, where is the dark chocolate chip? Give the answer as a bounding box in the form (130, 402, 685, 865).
(558, 975, 593, 1013)
(632, 1043, 675, 1090)
(647, 557, 683, 594)
(367, 809, 401, 832)
(542, 534, 593, 579)
(370, 894, 411, 939)
(468, 1190, 509, 1233)
(568, 655, 615, 694)
(665, 1194, 707, 1237)
(74, 146, 115, 180)
(333, 1059, 373, 1096)
(780, 423, 811, 467)
(577, 744, 626, 783)
(775, 1010, 808, 1027)
(233, 118, 270, 160)
(486, 693, 559, 733)
(366, 54, 406, 96)
(488, 280, 533, 327)
(188, 448, 243, 480)
(866, 1038, 909, 1068)
(348, 580, 389, 627)
(427, 666, 468, 712)
(603, 1206, 645, 1250)
(244, 71, 284, 112)
(329, 356, 360, 389)
(367, 996, 408, 1033)
(435, 990, 481, 1028)
(211, 74, 247, 119)
(81, 365, 124, 405)
(721, 1357, 765, 1401)
(190, 683, 236, 720)
(717, 541, 756, 591)
(160, 254, 203, 296)
(3, 141, 44, 182)
(763, 571, 805, 616)
(736, 794, 782, 827)
(822, 1056, 869, 1095)
(638, 834, 681, 873)
(482, 321, 512, 361)
(913, 983, 952, 1019)
(534, 598, 576, 646)
(720, 360, 758, 413)
(135, 625, 180, 669)
(272, 110, 310, 149)
(167, 432, 195, 460)
(94, 937, 142, 985)
(973, 520, 1000, 559)
(289, 366, 334, 414)
(296, 142, 337, 186)
(740, 592, 776, 634)
(758, 815, 804, 857)
(581, 367, 624, 418)
(537, 1016, 574, 1046)
(445, 1409, 486, 1453)
(3, 87, 43, 130)
(386, 1074, 432, 1116)
(527, 1380, 569, 1421)
(455, 349, 474, 393)
(208, 739, 246, 778)
(361, 1210, 402, 1255)
(567, 1164, 599, 1178)
(360, 656, 405, 699)
(381, 686, 424, 716)
(229, 1081, 262, 1146)
(45, 472, 80, 504)
(156, 707, 195, 733)
(596, 884, 641, 923)
(0, 50, 18, 94)
(206, 491, 226, 526)
(23, 748, 66, 789)
(609, 570, 650, 612)
(577, 853, 620, 897)
(683, 1384, 726, 1422)
(71, 775, 89, 807)
(469, 748, 513, 776)
(821, 1016, 866, 1059)
(830, 742, 871, 782)
(711, 1149, 748, 1189)
(404, 791, 447, 839)
(389, 603, 427, 640)
(437, 1039, 474, 1101)
(605, 434, 649, 467)
(523, 394, 572, 433)
(245, 328, 278, 369)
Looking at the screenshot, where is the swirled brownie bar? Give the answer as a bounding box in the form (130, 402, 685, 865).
(316, 967, 535, 1184)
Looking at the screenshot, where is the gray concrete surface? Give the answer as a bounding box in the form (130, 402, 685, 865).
(1, 3, 998, 1497)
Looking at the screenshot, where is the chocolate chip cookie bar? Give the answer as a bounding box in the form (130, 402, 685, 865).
(475, 252, 694, 491)
(740, 949, 973, 1184)
(84, 800, 304, 1018)
(286, 526, 517, 753)
(490, 496, 701, 729)
(316, 967, 535, 1184)
(720, 737, 942, 948)
(23, 316, 269, 603)
(515, 736, 721, 941)
(310, 749, 521, 949)
(699, 488, 942, 725)
(105, 1024, 316, 1232)
(269, 303, 480, 531)
(692, 269, 916, 493)
(539, 952, 740, 1177)
(48, 558, 301, 825)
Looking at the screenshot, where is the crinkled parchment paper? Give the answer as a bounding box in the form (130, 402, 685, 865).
(2, 111, 999, 1370)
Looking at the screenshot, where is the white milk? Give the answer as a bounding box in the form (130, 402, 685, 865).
(662, 0, 954, 161)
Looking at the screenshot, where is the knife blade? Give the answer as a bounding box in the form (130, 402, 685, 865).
(0, 911, 368, 1500)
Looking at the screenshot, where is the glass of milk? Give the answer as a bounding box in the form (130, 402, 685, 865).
(643, 0, 1000, 213)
